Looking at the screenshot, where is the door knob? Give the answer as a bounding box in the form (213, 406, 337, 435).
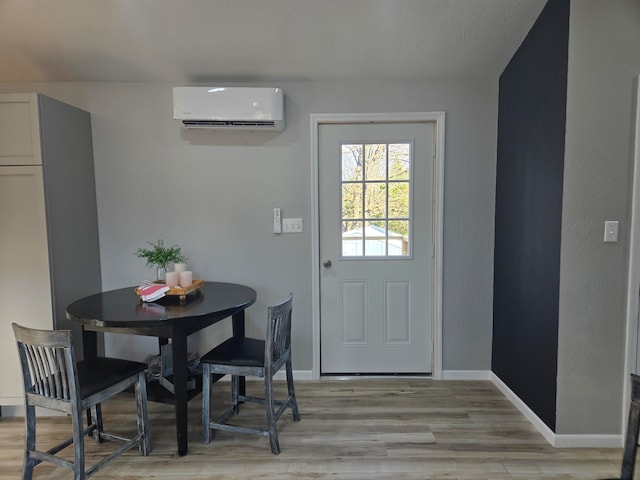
(323, 260, 332, 268)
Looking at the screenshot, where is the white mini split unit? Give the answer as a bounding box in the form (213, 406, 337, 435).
(172, 86, 285, 131)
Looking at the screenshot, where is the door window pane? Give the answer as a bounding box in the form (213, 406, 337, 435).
(342, 144, 363, 181)
(364, 183, 386, 219)
(342, 220, 363, 256)
(388, 220, 409, 255)
(364, 220, 387, 257)
(389, 144, 410, 180)
(388, 182, 409, 218)
(342, 183, 362, 218)
(365, 144, 386, 181)
(340, 141, 412, 257)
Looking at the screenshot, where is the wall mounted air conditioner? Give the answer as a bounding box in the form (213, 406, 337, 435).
(172, 87, 285, 131)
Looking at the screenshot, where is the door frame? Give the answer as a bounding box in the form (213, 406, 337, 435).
(624, 75, 640, 430)
(310, 112, 446, 380)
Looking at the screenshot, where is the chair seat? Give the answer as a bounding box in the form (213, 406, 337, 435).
(201, 337, 265, 368)
(76, 357, 148, 399)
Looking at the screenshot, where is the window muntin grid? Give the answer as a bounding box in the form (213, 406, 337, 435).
(340, 142, 412, 257)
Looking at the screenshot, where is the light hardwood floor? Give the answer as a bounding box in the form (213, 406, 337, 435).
(0, 379, 626, 479)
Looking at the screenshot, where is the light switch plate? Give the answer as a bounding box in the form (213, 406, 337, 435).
(283, 218, 303, 233)
(273, 208, 282, 234)
(604, 220, 619, 242)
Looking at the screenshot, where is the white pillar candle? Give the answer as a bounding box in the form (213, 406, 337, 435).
(174, 262, 187, 273)
(165, 271, 179, 288)
(178, 270, 192, 287)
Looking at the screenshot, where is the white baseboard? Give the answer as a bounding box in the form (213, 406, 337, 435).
(490, 372, 623, 448)
(442, 370, 492, 380)
(553, 434, 622, 448)
(274, 370, 313, 380)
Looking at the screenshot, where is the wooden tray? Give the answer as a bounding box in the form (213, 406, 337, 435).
(135, 279, 204, 302)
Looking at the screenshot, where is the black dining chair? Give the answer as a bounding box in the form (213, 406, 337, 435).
(12, 323, 150, 480)
(201, 294, 300, 454)
(602, 373, 640, 480)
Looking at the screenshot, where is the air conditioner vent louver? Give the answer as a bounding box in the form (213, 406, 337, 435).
(181, 120, 278, 129)
(173, 87, 285, 131)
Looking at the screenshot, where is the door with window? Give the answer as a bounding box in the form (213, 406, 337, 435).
(319, 121, 434, 374)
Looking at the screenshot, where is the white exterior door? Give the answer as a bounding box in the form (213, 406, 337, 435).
(319, 121, 434, 374)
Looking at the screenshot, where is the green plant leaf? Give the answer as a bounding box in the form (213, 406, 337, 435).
(135, 239, 186, 269)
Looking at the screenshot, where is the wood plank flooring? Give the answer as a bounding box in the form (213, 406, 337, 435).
(0, 379, 626, 479)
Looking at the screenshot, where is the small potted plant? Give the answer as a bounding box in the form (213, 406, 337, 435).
(135, 239, 186, 281)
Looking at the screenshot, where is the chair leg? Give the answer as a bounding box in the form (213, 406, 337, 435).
(135, 372, 151, 455)
(285, 359, 300, 421)
(90, 404, 103, 444)
(231, 375, 240, 415)
(264, 373, 280, 455)
(202, 363, 212, 444)
(71, 406, 86, 480)
(22, 405, 36, 480)
(621, 399, 640, 480)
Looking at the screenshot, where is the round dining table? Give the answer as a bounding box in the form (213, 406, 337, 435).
(66, 281, 257, 456)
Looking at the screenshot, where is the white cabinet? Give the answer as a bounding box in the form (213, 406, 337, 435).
(0, 166, 52, 404)
(0, 95, 41, 166)
(0, 94, 101, 406)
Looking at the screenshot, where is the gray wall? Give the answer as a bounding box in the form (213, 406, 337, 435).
(0, 79, 497, 371)
(557, 0, 640, 434)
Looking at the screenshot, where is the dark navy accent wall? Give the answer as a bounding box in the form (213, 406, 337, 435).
(492, 0, 569, 431)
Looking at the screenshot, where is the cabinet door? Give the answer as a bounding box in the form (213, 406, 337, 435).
(0, 94, 41, 166)
(0, 166, 52, 405)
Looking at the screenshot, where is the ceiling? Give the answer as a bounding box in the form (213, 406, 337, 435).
(0, 0, 547, 84)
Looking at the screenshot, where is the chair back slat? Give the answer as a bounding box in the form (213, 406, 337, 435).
(13, 323, 76, 401)
(43, 348, 57, 395)
(41, 346, 67, 399)
(266, 295, 293, 368)
(34, 345, 49, 396)
(56, 347, 75, 399)
(24, 344, 44, 395)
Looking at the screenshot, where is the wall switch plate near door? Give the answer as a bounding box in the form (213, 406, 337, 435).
(273, 208, 282, 234)
(283, 218, 303, 233)
(604, 220, 619, 242)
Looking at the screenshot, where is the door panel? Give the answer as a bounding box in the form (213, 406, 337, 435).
(319, 122, 434, 374)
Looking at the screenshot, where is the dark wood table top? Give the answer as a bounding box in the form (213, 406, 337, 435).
(66, 281, 257, 331)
